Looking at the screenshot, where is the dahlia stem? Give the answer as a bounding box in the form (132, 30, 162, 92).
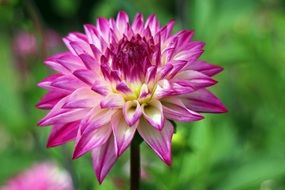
(130, 137, 140, 190)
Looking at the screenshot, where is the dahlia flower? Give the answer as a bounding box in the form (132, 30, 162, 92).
(37, 11, 227, 183)
(0, 163, 73, 190)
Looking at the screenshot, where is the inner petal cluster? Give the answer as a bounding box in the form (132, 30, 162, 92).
(112, 35, 155, 81)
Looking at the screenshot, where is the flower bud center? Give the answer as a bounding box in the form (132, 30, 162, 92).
(112, 35, 154, 81)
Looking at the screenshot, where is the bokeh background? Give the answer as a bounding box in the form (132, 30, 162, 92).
(0, 0, 284, 189)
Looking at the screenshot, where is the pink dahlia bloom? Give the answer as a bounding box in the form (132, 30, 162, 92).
(0, 163, 73, 190)
(13, 32, 37, 56)
(37, 11, 227, 183)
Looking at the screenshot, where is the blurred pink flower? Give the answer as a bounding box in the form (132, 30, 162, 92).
(45, 29, 62, 50)
(37, 11, 227, 183)
(13, 32, 37, 56)
(0, 163, 73, 190)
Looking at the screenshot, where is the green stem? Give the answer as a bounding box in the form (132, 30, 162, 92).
(130, 138, 140, 190)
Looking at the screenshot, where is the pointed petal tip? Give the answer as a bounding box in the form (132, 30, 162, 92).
(72, 146, 85, 160)
(164, 156, 172, 166)
(97, 177, 103, 184)
(37, 119, 46, 127)
(96, 172, 105, 184)
(72, 151, 80, 160)
(46, 140, 58, 148)
(35, 102, 45, 109)
(218, 104, 228, 113)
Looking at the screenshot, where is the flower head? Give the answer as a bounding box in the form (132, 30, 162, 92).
(37, 11, 227, 183)
(0, 162, 73, 190)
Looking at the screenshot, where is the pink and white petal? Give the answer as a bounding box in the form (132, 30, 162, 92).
(154, 79, 195, 99)
(54, 52, 85, 72)
(92, 81, 110, 96)
(36, 90, 69, 109)
(111, 111, 137, 156)
(174, 50, 204, 64)
(116, 82, 132, 94)
(44, 54, 72, 74)
(173, 70, 217, 89)
(181, 89, 228, 113)
(132, 13, 144, 33)
(84, 24, 104, 51)
(174, 30, 194, 50)
(63, 87, 100, 108)
(96, 17, 110, 42)
(47, 121, 80, 147)
(142, 100, 164, 130)
(100, 94, 125, 109)
(91, 135, 117, 184)
(157, 63, 173, 80)
(69, 41, 92, 56)
(63, 33, 92, 55)
(78, 54, 100, 71)
(123, 100, 142, 126)
(73, 123, 112, 159)
(145, 14, 160, 35)
(159, 20, 175, 42)
(51, 75, 86, 91)
(137, 119, 173, 165)
(184, 60, 224, 76)
(139, 84, 150, 99)
(145, 66, 157, 83)
(73, 69, 97, 85)
(167, 60, 188, 78)
(162, 97, 204, 122)
(38, 74, 62, 90)
(38, 107, 89, 126)
(38, 97, 69, 125)
(116, 11, 129, 34)
(80, 107, 115, 134)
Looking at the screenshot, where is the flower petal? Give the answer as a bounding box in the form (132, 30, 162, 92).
(96, 17, 110, 42)
(111, 111, 137, 156)
(145, 66, 157, 83)
(38, 74, 62, 90)
(73, 69, 97, 85)
(44, 52, 84, 74)
(154, 79, 195, 98)
(173, 70, 217, 89)
(78, 54, 100, 71)
(63, 33, 92, 56)
(91, 80, 110, 96)
(79, 107, 115, 134)
(38, 97, 91, 126)
(185, 60, 224, 76)
(159, 20, 175, 42)
(116, 82, 132, 94)
(38, 108, 88, 126)
(36, 90, 68, 109)
(63, 87, 100, 108)
(51, 75, 86, 91)
(162, 97, 204, 122)
(142, 100, 164, 130)
(123, 100, 142, 126)
(137, 119, 173, 165)
(145, 14, 160, 35)
(116, 11, 129, 34)
(100, 94, 124, 109)
(73, 123, 112, 159)
(92, 135, 117, 183)
(181, 89, 228, 113)
(132, 13, 144, 33)
(47, 121, 80, 147)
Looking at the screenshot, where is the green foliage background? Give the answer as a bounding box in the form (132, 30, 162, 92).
(0, 0, 284, 189)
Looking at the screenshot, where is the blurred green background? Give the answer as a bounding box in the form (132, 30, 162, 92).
(0, 0, 284, 189)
